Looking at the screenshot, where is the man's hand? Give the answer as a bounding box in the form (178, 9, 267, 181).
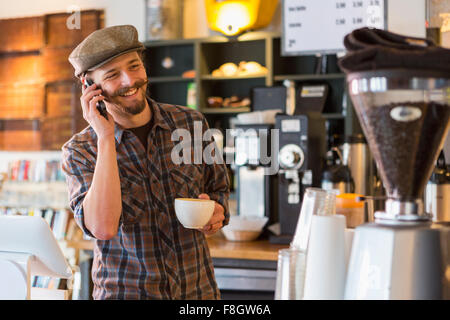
(198, 193, 225, 236)
(80, 76, 115, 140)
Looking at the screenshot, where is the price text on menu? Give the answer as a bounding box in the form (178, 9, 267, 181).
(282, 0, 385, 55)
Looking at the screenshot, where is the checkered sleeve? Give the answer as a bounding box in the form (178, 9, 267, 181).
(61, 142, 96, 238)
(201, 116, 231, 226)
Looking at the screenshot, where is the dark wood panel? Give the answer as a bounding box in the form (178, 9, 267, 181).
(41, 116, 73, 150)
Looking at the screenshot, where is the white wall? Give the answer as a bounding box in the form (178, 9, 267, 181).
(0, 0, 146, 41)
(388, 0, 426, 37)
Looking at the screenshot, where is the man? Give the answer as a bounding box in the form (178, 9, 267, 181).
(62, 25, 230, 299)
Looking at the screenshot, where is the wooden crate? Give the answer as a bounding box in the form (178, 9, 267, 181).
(0, 16, 44, 52)
(0, 120, 41, 150)
(0, 53, 43, 83)
(45, 81, 87, 132)
(41, 116, 74, 150)
(0, 82, 45, 119)
(70, 85, 88, 134)
(42, 47, 74, 82)
(45, 10, 104, 48)
(46, 81, 74, 118)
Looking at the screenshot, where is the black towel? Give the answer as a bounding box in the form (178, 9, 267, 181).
(338, 27, 450, 75)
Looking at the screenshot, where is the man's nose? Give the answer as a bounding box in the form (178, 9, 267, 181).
(119, 71, 134, 87)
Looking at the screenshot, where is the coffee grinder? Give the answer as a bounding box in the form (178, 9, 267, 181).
(270, 113, 326, 244)
(344, 69, 450, 299)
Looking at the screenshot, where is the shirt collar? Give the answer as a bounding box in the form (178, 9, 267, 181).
(114, 98, 172, 145)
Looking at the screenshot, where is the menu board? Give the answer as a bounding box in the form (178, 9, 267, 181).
(282, 0, 386, 56)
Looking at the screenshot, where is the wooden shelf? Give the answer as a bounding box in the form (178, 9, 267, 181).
(144, 32, 361, 138)
(143, 38, 196, 47)
(201, 74, 267, 81)
(201, 107, 251, 114)
(323, 113, 345, 120)
(148, 76, 194, 83)
(274, 73, 345, 82)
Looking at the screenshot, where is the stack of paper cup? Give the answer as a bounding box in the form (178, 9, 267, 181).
(303, 214, 347, 300)
(274, 248, 307, 300)
(291, 188, 336, 252)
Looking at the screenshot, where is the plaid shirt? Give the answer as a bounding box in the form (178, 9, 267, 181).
(61, 99, 230, 300)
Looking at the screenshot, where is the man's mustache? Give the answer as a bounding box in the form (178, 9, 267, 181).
(107, 78, 148, 98)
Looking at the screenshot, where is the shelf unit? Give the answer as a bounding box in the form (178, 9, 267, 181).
(143, 32, 361, 139)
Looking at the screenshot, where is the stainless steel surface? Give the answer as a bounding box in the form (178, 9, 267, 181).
(374, 199, 432, 223)
(345, 222, 450, 299)
(214, 268, 277, 292)
(341, 142, 373, 196)
(426, 182, 450, 222)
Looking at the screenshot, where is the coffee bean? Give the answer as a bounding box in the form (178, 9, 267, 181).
(355, 101, 449, 200)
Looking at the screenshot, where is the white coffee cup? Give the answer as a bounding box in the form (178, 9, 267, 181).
(174, 198, 215, 229)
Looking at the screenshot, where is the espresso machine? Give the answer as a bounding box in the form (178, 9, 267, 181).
(234, 124, 278, 224)
(344, 69, 450, 299)
(270, 113, 326, 244)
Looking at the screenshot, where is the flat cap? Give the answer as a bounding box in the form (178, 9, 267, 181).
(69, 25, 145, 77)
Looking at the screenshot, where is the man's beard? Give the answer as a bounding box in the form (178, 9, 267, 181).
(104, 78, 149, 115)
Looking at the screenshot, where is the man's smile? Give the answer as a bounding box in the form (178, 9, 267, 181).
(120, 87, 138, 97)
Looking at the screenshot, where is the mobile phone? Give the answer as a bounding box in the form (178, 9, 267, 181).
(82, 78, 108, 119)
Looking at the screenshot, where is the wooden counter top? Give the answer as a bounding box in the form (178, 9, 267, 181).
(65, 233, 288, 262)
(206, 233, 288, 261)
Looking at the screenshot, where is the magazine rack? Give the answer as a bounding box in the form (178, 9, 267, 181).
(0, 215, 72, 299)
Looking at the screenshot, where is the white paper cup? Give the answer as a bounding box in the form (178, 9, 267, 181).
(344, 228, 355, 271)
(303, 214, 347, 300)
(274, 248, 307, 300)
(174, 198, 215, 229)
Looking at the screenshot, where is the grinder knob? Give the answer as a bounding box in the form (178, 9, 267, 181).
(279, 144, 304, 170)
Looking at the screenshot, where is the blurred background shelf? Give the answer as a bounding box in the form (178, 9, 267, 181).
(200, 74, 268, 81)
(148, 76, 194, 83)
(274, 73, 345, 82)
(201, 107, 251, 114)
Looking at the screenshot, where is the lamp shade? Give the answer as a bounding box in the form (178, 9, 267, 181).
(205, 0, 278, 36)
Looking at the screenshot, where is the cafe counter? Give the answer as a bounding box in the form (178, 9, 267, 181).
(66, 233, 288, 299)
(65, 233, 287, 260)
